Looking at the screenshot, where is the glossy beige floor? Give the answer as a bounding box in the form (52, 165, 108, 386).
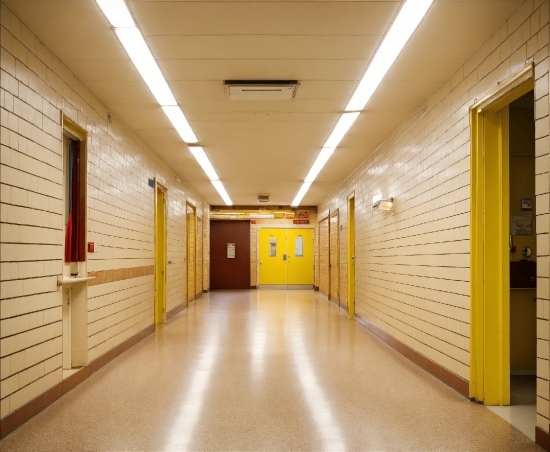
(0, 290, 543, 451)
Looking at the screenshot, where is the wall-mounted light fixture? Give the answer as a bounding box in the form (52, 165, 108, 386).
(373, 196, 394, 211)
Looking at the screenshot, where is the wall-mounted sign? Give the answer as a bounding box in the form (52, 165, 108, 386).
(227, 243, 236, 258)
(511, 214, 533, 236)
(285, 213, 295, 219)
(293, 219, 309, 224)
(251, 220, 257, 224)
(298, 210, 309, 219)
(521, 198, 532, 210)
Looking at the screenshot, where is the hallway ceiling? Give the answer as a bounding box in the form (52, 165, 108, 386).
(4, 0, 521, 206)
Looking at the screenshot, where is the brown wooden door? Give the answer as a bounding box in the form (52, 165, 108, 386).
(210, 220, 251, 289)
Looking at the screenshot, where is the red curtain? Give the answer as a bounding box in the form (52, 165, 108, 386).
(64, 140, 83, 262)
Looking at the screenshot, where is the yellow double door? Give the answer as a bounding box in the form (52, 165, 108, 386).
(259, 229, 314, 286)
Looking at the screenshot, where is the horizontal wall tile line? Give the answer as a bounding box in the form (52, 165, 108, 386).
(0, 153, 62, 184)
(88, 202, 154, 225)
(88, 307, 151, 338)
(0, 365, 61, 403)
(0, 184, 63, 203)
(0, 137, 63, 173)
(366, 286, 470, 327)
(361, 302, 470, 352)
(88, 295, 152, 323)
(0, 319, 61, 339)
(368, 225, 471, 247)
(365, 275, 470, 298)
(0, 202, 63, 217)
(0, 333, 61, 359)
(87, 213, 154, 235)
(0, 289, 58, 302)
(0, 354, 61, 385)
(88, 319, 152, 353)
(362, 298, 470, 348)
(88, 284, 153, 303)
(369, 268, 470, 282)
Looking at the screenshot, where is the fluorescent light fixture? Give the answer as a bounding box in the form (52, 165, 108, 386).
(188, 146, 219, 181)
(345, 0, 433, 111)
(323, 112, 360, 148)
(291, 181, 312, 207)
(97, 0, 228, 207)
(291, 0, 431, 206)
(162, 106, 198, 143)
(305, 147, 335, 183)
(212, 180, 233, 206)
(96, 0, 135, 28)
(115, 28, 177, 106)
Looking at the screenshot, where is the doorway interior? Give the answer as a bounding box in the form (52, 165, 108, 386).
(470, 65, 536, 440)
(61, 117, 88, 380)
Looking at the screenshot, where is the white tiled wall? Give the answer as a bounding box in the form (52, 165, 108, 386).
(0, 3, 209, 419)
(318, 0, 550, 434)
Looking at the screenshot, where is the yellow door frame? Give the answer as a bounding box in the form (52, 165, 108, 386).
(154, 181, 167, 325)
(348, 194, 355, 319)
(319, 216, 330, 296)
(186, 202, 196, 304)
(330, 210, 340, 304)
(470, 64, 534, 405)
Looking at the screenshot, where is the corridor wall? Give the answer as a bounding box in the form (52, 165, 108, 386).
(318, 0, 550, 438)
(0, 2, 209, 430)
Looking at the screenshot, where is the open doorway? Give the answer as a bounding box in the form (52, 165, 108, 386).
(487, 90, 537, 440)
(470, 65, 536, 441)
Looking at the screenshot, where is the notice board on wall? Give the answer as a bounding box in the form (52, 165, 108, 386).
(511, 214, 533, 236)
(227, 243, 235, 258)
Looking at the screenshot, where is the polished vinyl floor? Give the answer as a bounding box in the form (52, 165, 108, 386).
(0, 290, 543, 451)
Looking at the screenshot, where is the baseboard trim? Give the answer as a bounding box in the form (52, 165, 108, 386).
(314, 286, 319, 291)
(355, 314, 469, 398)
(537, 427, 550, 451)
(203, 289, 209, 293)
(250, 285, 257, 289)
(166, 303, 186, 320)
(0, 324, 155, 439)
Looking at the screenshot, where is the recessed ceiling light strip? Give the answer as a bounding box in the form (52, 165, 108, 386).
(291, 0, 432, 206)
(188, 146, 220, 181)
(345, 0, 433, 112)
(96, 0, 233, 205)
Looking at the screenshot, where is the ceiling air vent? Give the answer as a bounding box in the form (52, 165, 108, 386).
(257, 195, 270, 203)
(224, 80, 299, 101)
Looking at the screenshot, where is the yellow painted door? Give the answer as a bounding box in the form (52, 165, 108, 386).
(287, 229, 314, 285)
(187, 204, 196, 303)
(330, 212, 339, 302)
(348, 197, 355, 318)
(155, 187, 166, 325)
(259, 229, 287, 284)
(319, 218, 330, 295)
